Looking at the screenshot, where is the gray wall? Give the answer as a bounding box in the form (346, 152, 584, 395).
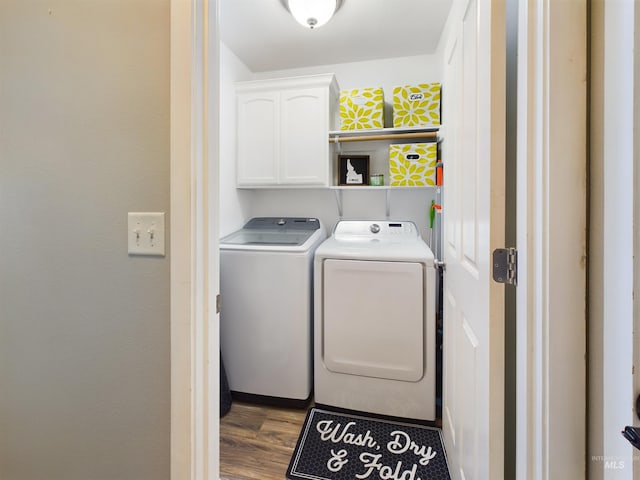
(0, 1, 170, 479)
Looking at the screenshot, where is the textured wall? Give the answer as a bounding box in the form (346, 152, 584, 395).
(0, 1, 170, 479)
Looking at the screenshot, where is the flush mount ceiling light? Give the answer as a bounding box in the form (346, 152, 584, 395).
(282, 0, 344, 29)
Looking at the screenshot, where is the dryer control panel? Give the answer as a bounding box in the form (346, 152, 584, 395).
(333, 220, 418, 239)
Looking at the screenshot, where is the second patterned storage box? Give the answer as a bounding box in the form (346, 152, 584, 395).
(389, 142, 438, 187)
(392, 83, 441, 127)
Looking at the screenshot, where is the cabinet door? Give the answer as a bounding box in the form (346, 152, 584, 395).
(279, 88, 329, 186)
(236, 92, 279, 186)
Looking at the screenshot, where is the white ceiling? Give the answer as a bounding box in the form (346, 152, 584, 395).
(219, 0, 453, 72)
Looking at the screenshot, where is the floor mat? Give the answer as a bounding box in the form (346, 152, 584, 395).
(286, 407, 451, 480)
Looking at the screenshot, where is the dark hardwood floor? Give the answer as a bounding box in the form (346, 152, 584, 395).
(220, 399, 442, 479)
(220, 400, 309, 480)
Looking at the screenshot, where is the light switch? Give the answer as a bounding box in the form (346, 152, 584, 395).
(128, 212, 166, 256)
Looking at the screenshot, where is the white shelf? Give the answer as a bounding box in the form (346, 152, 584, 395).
(328, 185, 435, 190)
(329, 126, 440, 136)
(327, 126, 441, 217)
(329, 126, 440, 144)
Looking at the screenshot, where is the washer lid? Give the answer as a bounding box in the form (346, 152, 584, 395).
(220, 217, 322, 248)
(243, 217, 321, 232)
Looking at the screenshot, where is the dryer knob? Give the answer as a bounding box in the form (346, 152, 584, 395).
(370, 223, 381, 234)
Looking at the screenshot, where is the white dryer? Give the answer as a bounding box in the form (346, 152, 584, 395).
(220, 217, 326, 406)
(314, 220, 436, 421)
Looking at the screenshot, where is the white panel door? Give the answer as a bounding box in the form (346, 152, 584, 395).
(442, 0, 506, 478)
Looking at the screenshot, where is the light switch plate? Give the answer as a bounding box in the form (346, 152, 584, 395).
(128, 212, 166, 256)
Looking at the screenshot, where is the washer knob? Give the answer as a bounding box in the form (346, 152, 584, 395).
(370, 223, 380, 234)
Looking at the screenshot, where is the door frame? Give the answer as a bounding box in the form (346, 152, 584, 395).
(590, 1, 639, 478)
(170, 0, 220, 479)
(169, 0, 589, 478)
(516, 0, 587, 478)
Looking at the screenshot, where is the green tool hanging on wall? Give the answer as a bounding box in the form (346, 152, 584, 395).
(429, 199, 442, 253)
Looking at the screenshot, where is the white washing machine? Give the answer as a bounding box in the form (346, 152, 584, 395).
(314, 220, 436, 421)
(220, 217, 325, 406)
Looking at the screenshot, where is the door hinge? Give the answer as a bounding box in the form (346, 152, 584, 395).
(216, 294, 221, 314)
(493, 248, 518, 286)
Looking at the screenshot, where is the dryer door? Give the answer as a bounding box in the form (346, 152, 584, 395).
(322, 259, 424, 382)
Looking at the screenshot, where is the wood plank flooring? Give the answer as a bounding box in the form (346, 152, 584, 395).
(220, 401, 309, 480)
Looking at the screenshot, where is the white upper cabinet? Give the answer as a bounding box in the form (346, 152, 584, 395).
(236, 91, 279, 185)
(235, 74, 338, 187)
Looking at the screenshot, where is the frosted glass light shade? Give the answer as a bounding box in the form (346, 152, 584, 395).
(287, 0, 337, 29)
